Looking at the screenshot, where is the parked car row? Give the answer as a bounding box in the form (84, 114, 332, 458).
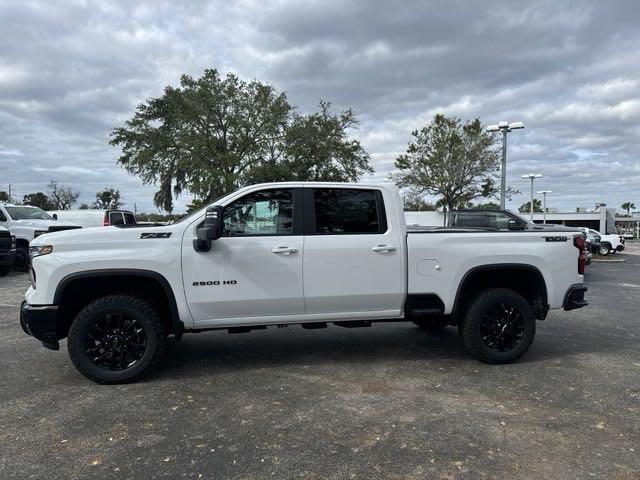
(577, 227, 625, 256)
(0, 203, 136, 274)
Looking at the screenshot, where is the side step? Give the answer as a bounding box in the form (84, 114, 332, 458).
(334, 320, 372, 328)
(228, 326, 268, 334)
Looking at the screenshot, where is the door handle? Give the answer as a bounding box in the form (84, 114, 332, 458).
(371, 244, 396, 253)
(272, 246, 298, 255)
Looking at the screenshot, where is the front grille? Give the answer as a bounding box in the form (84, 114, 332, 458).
(48, 226, 82, 233)
(0, 236, 11, 253)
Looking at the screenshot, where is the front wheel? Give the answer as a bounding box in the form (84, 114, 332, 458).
(14, 247, 29, 272)
(67, 295, 167, 384)
(599, 244, 610, 256)
(459, 288, 536, 364)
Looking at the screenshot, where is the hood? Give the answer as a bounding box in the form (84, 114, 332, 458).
(30, 223, 180, 248)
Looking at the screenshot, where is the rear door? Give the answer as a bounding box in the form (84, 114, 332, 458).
(302, 187, 404, 316)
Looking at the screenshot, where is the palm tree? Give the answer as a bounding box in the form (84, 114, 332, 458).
(621, 202, 636, 215)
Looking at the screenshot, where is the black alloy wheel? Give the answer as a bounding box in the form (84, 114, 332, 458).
(479, 303, 526, 352)
(85, 313, 147, 371)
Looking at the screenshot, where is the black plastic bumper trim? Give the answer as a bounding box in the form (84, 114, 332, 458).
(20, 301, 60, 350)
(563, 284, 588, 311)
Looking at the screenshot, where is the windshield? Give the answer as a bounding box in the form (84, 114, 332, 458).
(4, 206, 53, 220)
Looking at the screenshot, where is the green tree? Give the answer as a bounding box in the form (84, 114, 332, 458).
(47, 181, 79, 210)
(390, 114, 502, 213)
(402, 193, 436, 211)
(22, 192, 53, 210)
(621, 202, 636, 215)
(94, 187, 123, 209)
(111, 69, 370, 212)
(79, 203, 90, 209)
(518, 199, 543, 213)
(473, 202, 501, 210)
(0, 191, 8, 202)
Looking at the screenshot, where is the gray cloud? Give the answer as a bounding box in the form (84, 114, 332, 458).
(1, 0, 639, 212)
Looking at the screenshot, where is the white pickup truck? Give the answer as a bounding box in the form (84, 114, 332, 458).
(0, 203, 81, 271)
(21, 182, 588, 383)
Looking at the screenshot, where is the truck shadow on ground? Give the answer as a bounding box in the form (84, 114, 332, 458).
(152, 321, 625, 382)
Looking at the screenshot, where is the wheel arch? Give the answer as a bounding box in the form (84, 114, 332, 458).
(452, 264, 549, 321)
(54, 269, 183, 339)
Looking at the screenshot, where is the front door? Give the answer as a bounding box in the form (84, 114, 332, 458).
(182, 187, 305, 324)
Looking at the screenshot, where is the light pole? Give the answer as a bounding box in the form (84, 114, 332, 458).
(537, 190, 552, 224)
(522, 173, 542, 221)
(486, 121, 524, 209)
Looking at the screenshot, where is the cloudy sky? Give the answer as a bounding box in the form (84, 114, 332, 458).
(1, 0, 639, 213)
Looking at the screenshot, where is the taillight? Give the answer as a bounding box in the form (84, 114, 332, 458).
(573, 235, 586, 274)
(103, 214, 110, 226)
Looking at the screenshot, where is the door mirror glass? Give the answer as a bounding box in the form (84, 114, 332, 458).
(52, 213, 58, 220)
(194, 206, 224, 251)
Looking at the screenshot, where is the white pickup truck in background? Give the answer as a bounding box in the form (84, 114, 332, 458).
(0, 203, 81, 271)
(21, 182, 588, 383)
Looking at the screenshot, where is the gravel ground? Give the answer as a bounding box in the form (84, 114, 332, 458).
(0, 245, 639, 479)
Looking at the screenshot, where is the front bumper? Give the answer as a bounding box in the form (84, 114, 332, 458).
(563, 284, 588, 311)
(20, 301, 60, 350)
(0, 251, 15, 268)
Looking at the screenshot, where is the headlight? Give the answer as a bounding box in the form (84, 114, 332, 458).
(29, 245, 53, 258)
(34, 230, 48, 238)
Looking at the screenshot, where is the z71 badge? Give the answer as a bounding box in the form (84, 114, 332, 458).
(140, 232, 172, 239)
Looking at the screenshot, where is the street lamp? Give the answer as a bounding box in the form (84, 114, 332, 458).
(537, 190, 552, 224)
(486, 121, 525, 209)
(522, 173, 543, 221)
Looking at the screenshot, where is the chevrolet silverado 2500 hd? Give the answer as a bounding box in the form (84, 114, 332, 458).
(21, 182, 588, 383)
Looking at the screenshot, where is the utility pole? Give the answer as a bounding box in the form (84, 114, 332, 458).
(486, 121, 525, 209)
(522, 173, 543, 221)
(537, 190, 552, 224)
(8, 184, 12, 203)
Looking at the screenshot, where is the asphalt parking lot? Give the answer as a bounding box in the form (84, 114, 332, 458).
(1, 245, 639, 480)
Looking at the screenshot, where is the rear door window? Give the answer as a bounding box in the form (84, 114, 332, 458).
(311, 188, 386, 234)
(123, 213, 136, 224)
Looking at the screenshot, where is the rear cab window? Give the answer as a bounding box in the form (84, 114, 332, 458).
(109, 212, 125, 226)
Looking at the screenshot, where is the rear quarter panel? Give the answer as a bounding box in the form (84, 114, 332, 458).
(407, 231, 583, 313)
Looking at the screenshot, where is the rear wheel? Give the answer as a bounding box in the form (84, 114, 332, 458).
(0, 266, 9, 276)
(67, 295, 167, 384)
(459, 288, 536, 364)
(412, 318, 449, 332)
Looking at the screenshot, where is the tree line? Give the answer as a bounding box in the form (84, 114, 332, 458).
(3, 68, 636, 216)
(0, 182, 124, 211)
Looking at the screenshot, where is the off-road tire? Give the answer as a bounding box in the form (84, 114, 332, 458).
(0, 266, 9, 276)
(68, 295, 167, 384)
(459, 288, 536, 364)
(599, 243, 611, 256)
(412, 318, 449, 332)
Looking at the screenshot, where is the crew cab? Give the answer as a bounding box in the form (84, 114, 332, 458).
(0, 204, 81, 271)
(21, 183, 588, 383)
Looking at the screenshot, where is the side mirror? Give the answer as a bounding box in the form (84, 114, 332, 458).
(193, 206, 224, 252)
(52, 214, 58, 220)
(508, 219, 524, 230)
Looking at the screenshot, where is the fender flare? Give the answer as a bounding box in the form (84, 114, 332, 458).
(54, 268, 184, 338)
